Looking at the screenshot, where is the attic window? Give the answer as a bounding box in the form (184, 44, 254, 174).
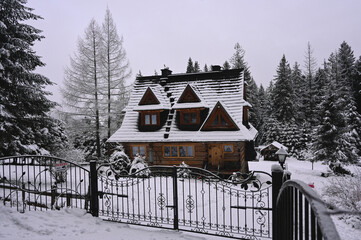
(141, 111, 160, 126)
(180, 109, 200, 125)
(201, 102, 239, 131)
(177, 85, 201, 103)
(138, 87, 160, 105)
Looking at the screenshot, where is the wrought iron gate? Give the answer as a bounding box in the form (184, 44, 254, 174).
(95, 164, 272, 239)
(0, 155, 90, 212)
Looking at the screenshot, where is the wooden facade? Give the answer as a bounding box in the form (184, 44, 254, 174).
(108, 66, 258, 174)
(123, 141, 247, 174)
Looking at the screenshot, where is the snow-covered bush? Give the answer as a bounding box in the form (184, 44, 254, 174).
(177, 161, 191, 178)
(107, 147, 131, 177)
(323, 170, 361, 228)
(129, 154, 149, 176)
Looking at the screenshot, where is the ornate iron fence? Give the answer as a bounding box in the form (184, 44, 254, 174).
(274, 180, 341, 240)
(0, 155, 90, 212)
(93, 162, 273, 240)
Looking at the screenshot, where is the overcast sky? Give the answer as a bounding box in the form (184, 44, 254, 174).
(27, 0, 361, 103)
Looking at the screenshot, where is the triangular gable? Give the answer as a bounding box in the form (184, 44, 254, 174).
(138, 87, 160, 105)
(201, 101, 239, 131)
(177, 84, 201, 103)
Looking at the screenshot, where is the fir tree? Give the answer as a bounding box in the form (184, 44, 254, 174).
(194, 61, 200, 72)
(203, 64, 209, 72)
(291, 62, 306, 122)
(271, 55, 295, 122)
(0, 0, 68, 156)
(186, 57, 194, 73)
(223, 61, 230, 70)
(312, 87, 345, 163)
(353, 56, 361, 114)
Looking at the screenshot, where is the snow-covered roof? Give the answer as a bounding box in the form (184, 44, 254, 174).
(260, 141, 289, 152)
(108, 69, 258, 143)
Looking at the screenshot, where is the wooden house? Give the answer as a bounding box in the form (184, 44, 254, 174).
(108, 66, 258, 174)
(260, 141, 288, 161)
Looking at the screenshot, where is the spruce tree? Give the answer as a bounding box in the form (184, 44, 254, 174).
(193, 61, 200, 72)
(203, 64, 209, 72)
(312, 87, 344, 163)
(223, 61, 230, 70)
(0, 0, 68, 156)
(186, 57, 194, 73)
(291, 62, 306, 122)
(271, 55, 295, 122)
(353, 56, 361, 114)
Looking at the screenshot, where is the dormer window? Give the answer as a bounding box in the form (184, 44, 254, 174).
(142, 111, 160, 126)
(180, 110, 200, 125)
(201, 102, 239, 131)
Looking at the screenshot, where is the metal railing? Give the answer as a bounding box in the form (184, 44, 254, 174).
(275, 179, 340, 240)
(92, 162, 274, 239)
(0, 155, 90, 212)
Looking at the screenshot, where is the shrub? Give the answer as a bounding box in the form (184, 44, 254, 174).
(322, 169, 361, 228)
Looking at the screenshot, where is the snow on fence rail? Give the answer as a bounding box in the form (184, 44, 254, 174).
(0, 155, 90, 212)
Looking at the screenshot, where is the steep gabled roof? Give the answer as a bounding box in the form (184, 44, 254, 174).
(108, 68, 258, 143)
(172, 84, 208, 109)
(201, 101, 239, 131)
(138, 87, 160, 105)
(133, 86, 169, 111)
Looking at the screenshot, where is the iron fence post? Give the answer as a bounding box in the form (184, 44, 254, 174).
(172, 166, 179, 230)
(90, 160, 99, 217)
(272, 164, 284, 240)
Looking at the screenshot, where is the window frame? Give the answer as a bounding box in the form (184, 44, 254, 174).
(163, 145, 195, 158)
(131, 145, 147, 158)
(179, 109, 200, 125)
(141, 111, 160, 126)
(223, 144, 234, 153)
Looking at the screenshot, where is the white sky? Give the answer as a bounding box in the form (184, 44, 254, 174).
(27, 0, 361, 103)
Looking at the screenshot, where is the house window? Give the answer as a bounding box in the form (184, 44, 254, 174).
(142, 111, 159, 126)
(163, 145, 194, 158)
(212, 113, 228, 127)
(223, 145, 233, 153)
(131, 145, 146, 157)
(180, 110, 199, 125)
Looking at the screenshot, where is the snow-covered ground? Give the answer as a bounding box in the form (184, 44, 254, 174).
(1, 158, 360, 240)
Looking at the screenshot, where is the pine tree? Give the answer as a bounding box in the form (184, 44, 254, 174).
(186, 57, 194, 73)
(271, 55, 295, 122)
(193, 61, 200, 72)
(0, 0, 68, 156)
(62, 19, 103, 158)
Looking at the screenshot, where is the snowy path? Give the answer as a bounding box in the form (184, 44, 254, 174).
(0, 204, 221, 240)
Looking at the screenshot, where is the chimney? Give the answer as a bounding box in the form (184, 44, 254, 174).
(161, 67, 172, 77)
(211, 65, 221, 71)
